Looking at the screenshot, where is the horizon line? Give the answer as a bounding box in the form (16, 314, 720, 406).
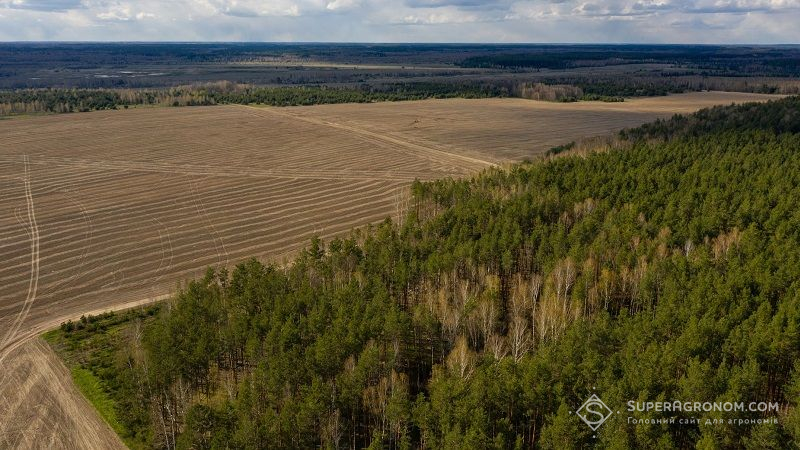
(1, 41, 799, 46)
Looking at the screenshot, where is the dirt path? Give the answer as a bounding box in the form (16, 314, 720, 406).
(0, 156, 40, 365)
(240, 104, 498, 169)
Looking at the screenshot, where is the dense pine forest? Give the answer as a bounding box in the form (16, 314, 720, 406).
(47, 97, 800, 449)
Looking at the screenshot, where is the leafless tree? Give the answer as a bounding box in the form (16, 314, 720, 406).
(447, 335, 477, 379)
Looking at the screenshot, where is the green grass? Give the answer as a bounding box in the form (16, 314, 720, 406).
(43, 306, 161, 450)
(71, 366, 126, 436)
(41, 328, 60, 342)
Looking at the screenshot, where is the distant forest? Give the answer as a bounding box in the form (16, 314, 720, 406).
(458, 45, 800, 76)
(0, 79, 789, 117)
(2, 79, 797, 117)
(3, 43, 800, 115)
(4, 43, 800, 77)
(46, 97, 800, 449)
(0, 83, 508, 116)
(0, 81, 624, 117)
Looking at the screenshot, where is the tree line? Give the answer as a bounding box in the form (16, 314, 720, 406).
(3, 77, 797, 118)
(458, 46, 800, 78)
(0, 82, 507, 116)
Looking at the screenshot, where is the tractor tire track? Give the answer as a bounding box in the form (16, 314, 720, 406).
(0, 156, 40, 366)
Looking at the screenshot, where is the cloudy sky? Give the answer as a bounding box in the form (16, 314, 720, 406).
(0, 0, 797, 43)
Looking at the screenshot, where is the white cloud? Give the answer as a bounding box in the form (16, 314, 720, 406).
(208, 0, 302, 17)
(326, 0, 359, 11)
(0, 0, 798, 42)
(399, 7, 485, 23)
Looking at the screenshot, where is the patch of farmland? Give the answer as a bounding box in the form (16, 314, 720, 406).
(1, 106, 486, 348)
(281, 91, 783, 161)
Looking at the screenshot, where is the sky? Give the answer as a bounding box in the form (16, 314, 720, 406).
(0, 0, 798, 43)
